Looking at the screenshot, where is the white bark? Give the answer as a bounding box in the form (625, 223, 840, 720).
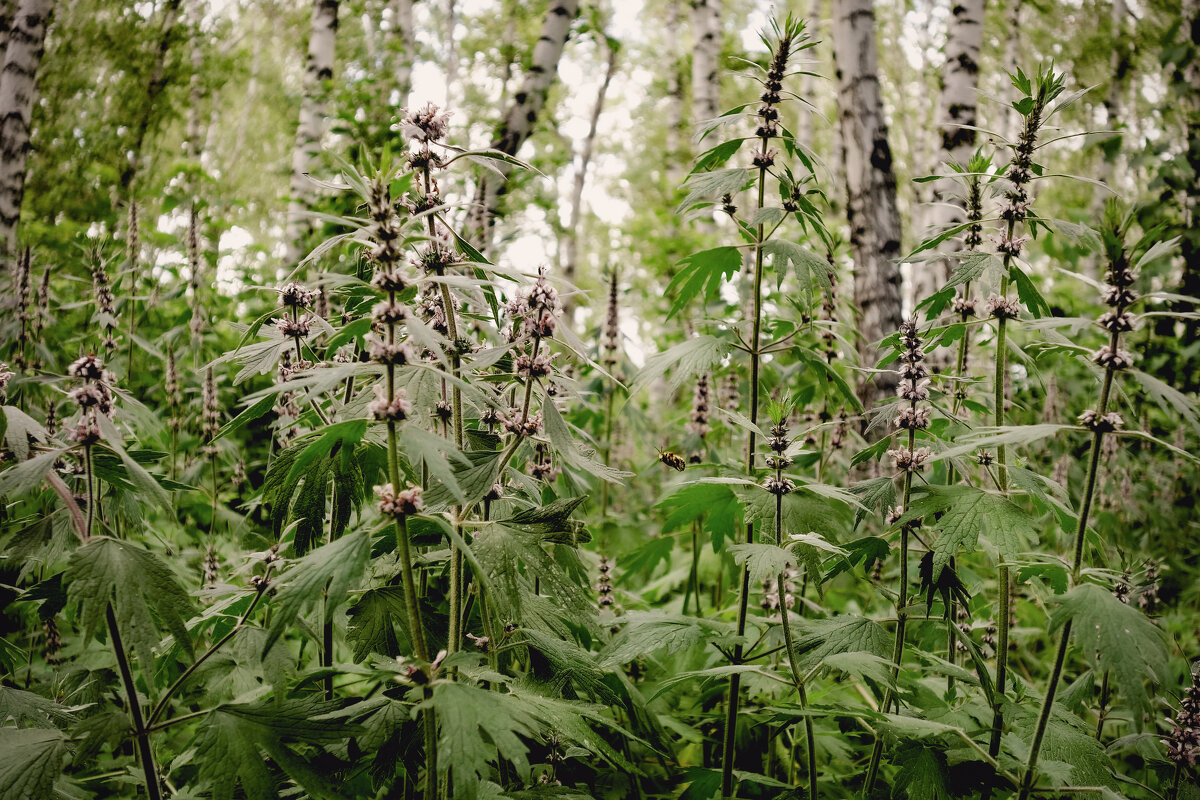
(690, 0, 720, 125)
(470, 0, 579, 248)
(0, 0, 14, 57)
(914, 0, 983, 306)
(390, 0, 415, 105)
(284, 0, 339, 270)
(563, 40, 616, 314)
(665, 0, 684, 170)
(0, 0, 52, 251)
(833, 0, 903, 404)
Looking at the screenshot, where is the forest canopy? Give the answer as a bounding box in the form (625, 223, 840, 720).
(0, 1, 1199, 799)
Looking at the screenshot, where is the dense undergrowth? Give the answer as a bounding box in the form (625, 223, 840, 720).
(1, 15, 1200, 800)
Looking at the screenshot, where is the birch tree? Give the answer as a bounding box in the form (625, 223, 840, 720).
(0, 0, 52, 251)
(914, 0, 984, 305)
(284, 0, 339, 271)
(390, 0, 415, 104)
(690, 0, 720, 124)
(832, 0, 903, 404)
(469, 0, 579, 251)
(562, 38, 616, 315)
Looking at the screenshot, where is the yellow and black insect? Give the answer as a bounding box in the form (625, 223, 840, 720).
(657, 449, 687, 472)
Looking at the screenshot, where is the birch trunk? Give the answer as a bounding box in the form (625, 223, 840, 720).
(390, 0, 415, 105)
(1179, 0, 1200, 348)
(0, 0, 14, 58)
(832, 0, 903, 406)
(284, 0, 339, 271)
(562, 40, 616, 315)
(690, 0, 720, 125)
(914, 0, 983, 307)
(120, 0, 183, 194)
(0, 0, 52, 251)
(665, 1, 685, 175)
(469, 0, 579, 250)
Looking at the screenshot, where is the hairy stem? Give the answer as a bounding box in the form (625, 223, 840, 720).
(721, 158, 768, 799)
(107, 604, 162, 800)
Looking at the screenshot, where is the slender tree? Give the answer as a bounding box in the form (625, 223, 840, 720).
(390, 0, 416, 104)
(832, 0, 902, 406)
(563, 37, 616, 316)
(468, 0, 579, 250)
(915, 0, 983, 307)
(119, 0, 184, 194)
(691, 0, 720, 124)
(0, 0, 52, 251)
(284, 0, 339, 271)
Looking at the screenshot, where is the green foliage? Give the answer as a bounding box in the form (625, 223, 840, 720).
(1051, 584, 1170, 730)
(65, 537, 194, 675)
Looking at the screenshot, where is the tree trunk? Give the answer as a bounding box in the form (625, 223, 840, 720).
(691, 0, 720, 125)
(1178, 0, 1200, 362)
(665, 0, 685, 174)
(562, 39, 616, 316)
(0, 0, 14, 58)
(391, 0, 415, 105)
(913, 0, 983, 308)
(119, 0, 183, 194)
(832, 0, 903, 407)
(0, 0, 52, 252)
(469, 0, 579, 250)
(284, 0, 339, 271)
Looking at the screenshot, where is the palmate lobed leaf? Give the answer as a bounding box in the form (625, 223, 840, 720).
(264, 528, 373, 655)
(1050, 583, 1169, 731)
(664, 246, 743, 319)
(65, 536, 194, 678)
(0, 727, 68, 800)
(901, 484, 1039, 580)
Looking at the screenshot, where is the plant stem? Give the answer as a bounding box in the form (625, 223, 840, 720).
(147, 582, 269, 725)
(1016, 361, 1117, 800)
(720, 157, 768, 800)
(107, 604, 162, 800)
(1095, 671, 1110, 740)
(84, 442, 95, 540)
(987, 265, 1014, 767)
(776, 488, 817, 800)
(864, 427, 915, 794)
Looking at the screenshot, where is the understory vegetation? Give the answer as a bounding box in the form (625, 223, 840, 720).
(1, 4, 1199, 800)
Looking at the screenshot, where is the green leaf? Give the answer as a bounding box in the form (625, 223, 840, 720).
(1010, 266, 1052, 318)
(0, 449, 64, 498)
(902, 485, 1037, 578)
(1128, 368, 1200, 434)
(945, 251, 1001, 289)
(264, 529, 372, 655)
(1051, 584, 1169, 730)
(761, 239, 832, 300)
(399, 424, 469, 503)
(676, 168, 754, 214)
(472, 522, 597, 633)
(657, 482, 741, 545)
(2, 406, 45, 462)
(692, 138, 746, 172)
(502, 496, 590, 543)
(892, 745, 951, 800)
(192, 698, 360, 800)
(213, 392, 277, 442)
(665, 247, 743, 319)
(0, 687, 79, 728)
(0, 728, 68, 800)
(426, 681, 536, 797)
(542, 401, 630, 483)
(346, 586, 409, 661)
(66, 537, 194, 676)
(793, 615, 891, 673)
(630, 334, 732, 397)
(600, 612, 739, 668)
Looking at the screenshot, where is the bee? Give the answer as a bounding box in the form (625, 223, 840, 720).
(657, 448, 687, 472)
